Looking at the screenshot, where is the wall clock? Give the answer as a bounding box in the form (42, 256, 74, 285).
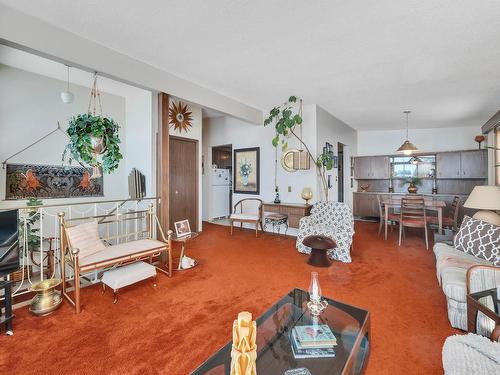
(169, 101, 193, 133)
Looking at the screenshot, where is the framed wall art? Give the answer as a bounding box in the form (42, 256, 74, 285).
(233, 147, 260, 194)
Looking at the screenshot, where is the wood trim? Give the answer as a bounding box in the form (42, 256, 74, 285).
(158, 93, 170, 232)
(466, 264, 500, 294)
(169, 135, 199, 232)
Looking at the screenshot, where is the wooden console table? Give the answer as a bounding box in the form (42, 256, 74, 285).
(262, 202, 311, 228)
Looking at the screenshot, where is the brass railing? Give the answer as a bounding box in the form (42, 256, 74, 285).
(0, 197, 159, 298)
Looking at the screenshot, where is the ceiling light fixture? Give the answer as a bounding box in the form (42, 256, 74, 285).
(409, 156, 422, 165)
(396, 110, 418, 155)
(60, 65, 75, 104)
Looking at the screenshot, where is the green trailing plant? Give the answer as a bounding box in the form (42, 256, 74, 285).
(19, 198, 43, 250)
(264, 96, 333, 200)
(62, 113, 122, 173)
(401, 177, 423, 187)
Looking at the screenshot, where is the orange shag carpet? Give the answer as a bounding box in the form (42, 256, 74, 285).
(0, 222, 457, 374)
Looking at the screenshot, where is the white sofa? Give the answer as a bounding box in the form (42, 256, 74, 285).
(296, 201, 354, 263)
(433, 242, 499, 336)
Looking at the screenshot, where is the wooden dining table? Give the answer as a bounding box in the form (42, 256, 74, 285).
(381, 197, 447, 240)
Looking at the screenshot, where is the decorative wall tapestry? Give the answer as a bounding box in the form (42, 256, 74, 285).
(169, 101, 193, 133)
(5, 164, 103, 200)
(233, 147, 260, 194)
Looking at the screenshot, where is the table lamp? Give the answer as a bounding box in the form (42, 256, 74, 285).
(464, 186, 500, 226)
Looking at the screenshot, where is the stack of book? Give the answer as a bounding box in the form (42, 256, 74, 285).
(289, 324, 337, 359)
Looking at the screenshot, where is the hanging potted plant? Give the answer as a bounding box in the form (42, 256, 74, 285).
(62, 73, 122, 177)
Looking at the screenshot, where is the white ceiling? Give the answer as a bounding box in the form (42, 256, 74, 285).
(1, 0, 500, 130)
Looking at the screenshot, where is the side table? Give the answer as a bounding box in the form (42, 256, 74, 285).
(0, 280, 14, 335)
(467, 287, 500, 341)
(264, 213, 288, 236)
(171, 232, 199, 270)
(302, 235, 336, 267)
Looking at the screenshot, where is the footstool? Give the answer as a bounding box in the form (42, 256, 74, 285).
(101, 261, 157, 304)
(302, 235, 336, 267)
(264, 213, 289, 236)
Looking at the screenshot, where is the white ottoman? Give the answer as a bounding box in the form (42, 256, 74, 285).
(101, 261, 157, 303)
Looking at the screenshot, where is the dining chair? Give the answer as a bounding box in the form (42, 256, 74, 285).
(376, 194, 399, 237)
(427, 196, 462, 232)
(399, 196, 429, 249)
(229, 198, 263, 237)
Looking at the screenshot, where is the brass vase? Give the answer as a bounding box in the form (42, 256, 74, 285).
(407, 183, 418, 194)
(30, 278, 62, 316)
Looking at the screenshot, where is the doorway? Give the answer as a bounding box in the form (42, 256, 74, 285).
(210, 144, 233, 221)
(338, 142, 345, 202)
(169, 136, 198, 232)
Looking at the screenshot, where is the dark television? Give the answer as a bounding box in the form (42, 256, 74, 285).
(0, 209, 19, 277)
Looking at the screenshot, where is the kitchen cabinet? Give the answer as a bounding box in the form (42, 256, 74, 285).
(353, 193, 379, 218)
(354, 156, 389, 179)
(436, 150, 486, 179)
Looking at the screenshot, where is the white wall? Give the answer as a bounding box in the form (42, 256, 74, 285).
(315, 106, 358, 208)
(202, 105, 319, 223)
(0, 64, 127, 208)
(357, 126, 480, 156)
(125, 90, 154, 195)
(169, 99, 203, 231)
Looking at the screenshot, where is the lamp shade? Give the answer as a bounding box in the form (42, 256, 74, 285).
(464, 186, 500, 210)
(397, 140, 418, 155)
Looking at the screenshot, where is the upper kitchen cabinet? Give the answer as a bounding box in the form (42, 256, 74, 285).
(354, 156, 389, 179)
(436, 150, 487, 179)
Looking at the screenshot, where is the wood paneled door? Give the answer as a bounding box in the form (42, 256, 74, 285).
(169, 136, 198, 232)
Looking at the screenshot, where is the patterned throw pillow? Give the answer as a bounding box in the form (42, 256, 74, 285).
(454, 215, 500, 266)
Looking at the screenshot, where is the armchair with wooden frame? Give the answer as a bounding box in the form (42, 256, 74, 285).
(229, 198, 263, 237)
(59, 204, 172, 313)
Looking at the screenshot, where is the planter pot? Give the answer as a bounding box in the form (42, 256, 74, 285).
(407, 183, 418, 194)
(30, 278, 62, 316)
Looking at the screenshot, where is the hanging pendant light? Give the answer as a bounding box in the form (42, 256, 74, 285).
(397, 110, 418, 155)
(409, 156, 422, 165)
(60, 65, 75, 104)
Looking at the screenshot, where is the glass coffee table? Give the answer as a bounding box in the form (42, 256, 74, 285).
(191, 289, 370, 375)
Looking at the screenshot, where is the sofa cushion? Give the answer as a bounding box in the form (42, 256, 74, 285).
(433, 242, 492, 283)
(454, 216, 500, 266)
(65, 221, 106, 258)
(441, 267, 468, 302)
(80, 239, 167, 267)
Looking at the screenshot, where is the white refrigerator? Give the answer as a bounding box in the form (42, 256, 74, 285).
(211, 168, 231, 219)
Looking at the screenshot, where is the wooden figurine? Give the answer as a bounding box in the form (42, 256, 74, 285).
(230, 311, 257, 375)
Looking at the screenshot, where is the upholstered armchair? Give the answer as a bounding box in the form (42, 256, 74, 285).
(296, 201, 355, 263)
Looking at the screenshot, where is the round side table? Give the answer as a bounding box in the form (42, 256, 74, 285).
(171, 232, 199, 270)
(302, 235, 336, 267)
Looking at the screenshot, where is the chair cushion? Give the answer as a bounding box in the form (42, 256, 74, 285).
(454, 216, 500, 266)
(81, 239, 167, 266)
(230, 213, 259, 221)
(101, 261, 156, 290)
(441, 267, 468, 302)
(65, 221, 106, 259)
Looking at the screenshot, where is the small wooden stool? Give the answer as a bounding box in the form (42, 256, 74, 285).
(101, 261, 157, 304)
(302, 235, 336, 267)
(264, 213, 289, 236)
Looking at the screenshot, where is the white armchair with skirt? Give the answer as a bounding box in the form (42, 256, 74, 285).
(296, 201, 355, 263)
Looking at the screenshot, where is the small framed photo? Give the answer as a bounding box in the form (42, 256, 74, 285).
(174, 219, 191, 237)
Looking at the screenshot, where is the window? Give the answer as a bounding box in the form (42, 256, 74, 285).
(496, 127, 500, 185)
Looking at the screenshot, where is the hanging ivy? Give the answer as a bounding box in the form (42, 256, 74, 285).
(63, 113, 122, 173)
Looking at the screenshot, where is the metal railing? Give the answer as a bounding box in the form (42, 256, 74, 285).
(1, 197, 159, 298)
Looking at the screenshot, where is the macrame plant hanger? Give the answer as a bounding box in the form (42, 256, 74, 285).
(2, 122, 72, 169)
(88, 72, 104, 179)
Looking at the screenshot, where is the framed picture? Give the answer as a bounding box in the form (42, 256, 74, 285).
(234, 147, 260, 194)
(174, 219, 191, 237)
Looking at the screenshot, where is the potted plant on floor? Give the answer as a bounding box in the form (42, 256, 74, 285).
(402, 177, 422, 194)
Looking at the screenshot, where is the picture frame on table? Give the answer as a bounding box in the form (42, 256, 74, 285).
(233, 147, 260, 194)
(174, 219, 191, 238)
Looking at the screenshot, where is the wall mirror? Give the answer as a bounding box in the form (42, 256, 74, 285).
(281, 149, 298, 172)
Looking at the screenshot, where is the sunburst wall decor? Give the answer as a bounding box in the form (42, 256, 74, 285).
(169, 101, 193, 133)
